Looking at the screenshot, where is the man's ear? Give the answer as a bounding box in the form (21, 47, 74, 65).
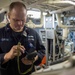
(8, 12, 10, 19)
(7, 13, 10, 22)
(25, 14, 27, 23)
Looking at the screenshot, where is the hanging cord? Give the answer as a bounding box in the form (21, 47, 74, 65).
(17, 42, 34, 75)
(55, 31, 61, 58)
(55, 32, 60, 50)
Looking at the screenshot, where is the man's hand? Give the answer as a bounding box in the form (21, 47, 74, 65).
(21, 55, 38, 65)
(4, 45, 25, 63)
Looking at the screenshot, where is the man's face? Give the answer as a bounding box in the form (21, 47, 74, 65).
(9, 7, 27, 32)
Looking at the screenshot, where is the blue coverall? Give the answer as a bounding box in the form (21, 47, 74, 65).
(0, 23, 45, 75)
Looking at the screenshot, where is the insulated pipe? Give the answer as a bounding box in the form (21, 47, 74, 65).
(56, 13, 69, 40)
(0, 9, 6, 14)
(62, 28, 69, 40)
(56, 13, 67, 28)
(50, 6, 75, 14)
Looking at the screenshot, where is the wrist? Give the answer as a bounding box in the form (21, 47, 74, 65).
(4, 53, 11, 61)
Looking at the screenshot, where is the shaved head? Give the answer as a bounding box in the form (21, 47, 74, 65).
(9, 1, 27, 13)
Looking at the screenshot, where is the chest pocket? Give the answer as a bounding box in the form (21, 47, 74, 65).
(22, 36, 35, 53)
(0, 38, 13, 53)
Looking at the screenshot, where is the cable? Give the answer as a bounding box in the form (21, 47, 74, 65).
(17, 42, 33, 75)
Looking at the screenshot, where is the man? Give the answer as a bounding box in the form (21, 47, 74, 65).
(0, 1, 45, 75)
